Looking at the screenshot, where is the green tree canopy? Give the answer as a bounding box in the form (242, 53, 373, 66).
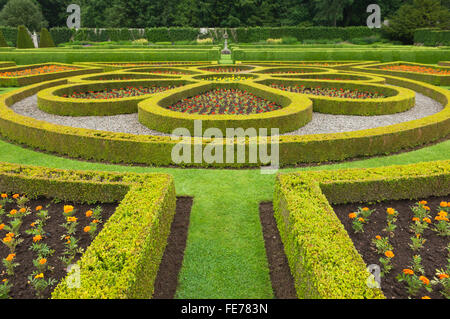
(0, 0, 48, 31)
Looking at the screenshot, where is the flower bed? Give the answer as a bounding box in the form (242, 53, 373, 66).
(193, 74, 257, 82)
(61, 85, 181, 100)
(274, 160, 450, 299)
(379, 65, 450, 75)
(37, 80, 189, 116)
(131, 68, 199, 75)
(0, 65, 79, 78)
(334, 198, 449, 299)
(166, 88, 283, 115)
(0, 194, 117, 299)
(269, 83, 386, 99)
(198, 66, 253, 73)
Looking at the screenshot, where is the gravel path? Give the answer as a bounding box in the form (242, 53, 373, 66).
(10, 92, 444, 136)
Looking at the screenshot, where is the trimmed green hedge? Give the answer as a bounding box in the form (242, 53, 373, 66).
(0, 63, 104, 87)
(138, 81, 313, 135)
(17, 25, 34, 49)
(233, 48, 450, 64)
(37, 79, 191, 116)
(0, 161, 177, 299)
(39, 28, 56, 48)
(0, 61, 15, 68)
(414, 28, 450, 46)
(439, 61, 450, 67)
(274, 160, 450, 298)
(355, 62, 450, 86)
(50, 27, 74, 45)
(0, 27, 17, 47)
(0, 30, 8, 48)
(260, 78, 415, 116)
(0, 49, 220, 65)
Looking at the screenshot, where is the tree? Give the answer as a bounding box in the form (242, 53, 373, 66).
(0, 0, 48, 31)
(16, 24, 34, 48)
(383, 0, 450, 43)
(39, 27, 55, 47)
(313, 0, 354, 26)
(0, 29, 8, 47)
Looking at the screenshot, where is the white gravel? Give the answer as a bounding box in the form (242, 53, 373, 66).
(9, 92, 444, 136)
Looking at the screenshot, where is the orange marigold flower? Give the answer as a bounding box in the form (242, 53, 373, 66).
(419, 276, 430, 285)
(9, 209, 17, 215)
(12, 194, 19, 199)
(65, 235, 70, 240)
(412, 217, 420, 222)
(438, 211, 448, 218)
(358, 217, 365, 222)
(386, 208, 395, 215)
(85, 210, 93, 217)
(423, 206, 430, 211)
(438, 273, 449, 280)
(375, 235, 381, 240)
(33, 235, 42, 242)
(0, 224, 4, 230)
(19, 208, 26, 213)
(1, 194, 7, 198)
(92, 219, 99, 224)
(440, 202, 448, 208)
(6, 232, 14, 238)
(349, 212, 357, 219)
(422, 296, 431, 299)
(67, 216, 77, 222)
(64, 205, 74, 214)
(30, 222, 36, 227)
(385, 251, 394, 258)
(84, 226, 91, 233)
(403, 269, 414, 275)
(423, 218, 431, 224)
(5, 254, 15, 262)
(3, 237, 11, 243)
(419, 200, 427, 205)
(362, 207, 369, 211)
(39, 258, 47, 265)
(36, 206, 43, 211)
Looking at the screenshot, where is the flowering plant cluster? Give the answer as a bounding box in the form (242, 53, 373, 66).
(270, 84, 386, 99)
(61, 85, 180, 99)
(202, 75, 250, 82)
(0, 65, 78, 78)
(202, 67, 246, 73)
(167, 88, 282, 115)
(146, 70, 191, 75)
(348, 206, 374, 233)
(380, 65, 450, 75)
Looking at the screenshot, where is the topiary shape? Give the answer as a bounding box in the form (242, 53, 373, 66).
(39, 27, 55, 48)
(16, 25, 34, 49)
(0, 29, 8, 47)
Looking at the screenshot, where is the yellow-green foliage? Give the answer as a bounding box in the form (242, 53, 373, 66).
(0, 161, 176, 299)
(274, 160, 450, 299)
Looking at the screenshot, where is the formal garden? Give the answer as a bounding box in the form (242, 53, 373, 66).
(0, 0, 449, 302)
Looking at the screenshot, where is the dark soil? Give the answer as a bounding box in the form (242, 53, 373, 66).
(333, 196, 449, 299)
(0, 197, 118, 299)
(259, 202, 297, 299)
(153, 197, 193, 299)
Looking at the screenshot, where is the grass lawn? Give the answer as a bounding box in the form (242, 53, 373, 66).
(0, 138, 448, 298)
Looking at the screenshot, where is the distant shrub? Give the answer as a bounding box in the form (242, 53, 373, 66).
(266, 38, 282, 44)
(39, 28, 55, 48)
(282, 36, 298, 44)
(0, 29, 8, 47)
(16, 25, 34, 49)
(132, 38, 149, 45)
(197, 38, 213, 44)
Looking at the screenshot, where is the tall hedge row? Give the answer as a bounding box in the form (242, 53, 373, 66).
(0, 29, 8, 47)
(17, 25, 34, 49)
(414, 28, 450, 46)
(0, 26, 17, 46)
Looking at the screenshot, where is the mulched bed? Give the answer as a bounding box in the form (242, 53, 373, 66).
(259, 202, 297, 299)
(61, 85, 182, 99)
(167, 88, 283, 115)
(0, 196, 118, 299)
(333, 196, 449, 299)
(153, 197, 193, 299)
(270, 83, 386, 99)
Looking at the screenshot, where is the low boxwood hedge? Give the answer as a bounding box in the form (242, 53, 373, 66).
(74, 61, 214, 72)
(0, 162, 176, 299)
(271, 72, 386, 84)
(355, 61, 450, 86)
(0, 63, 103, 87)
(0, 64, 448, 167)
(37, 79, 192, 116)
(138, 81, 313, 135)
(439, 61, 450, 67)
(274, 160, 450, 298)
(259, 78, 415, 116)
(0, 61, 15, 68)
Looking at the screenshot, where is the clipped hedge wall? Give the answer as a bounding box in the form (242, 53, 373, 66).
(414, 28, 450, 46)
(0, 61, 15, 68)
(0, 30, 8, 47)
(260, 78, 416, 116)
(39, 28, 56, 48)
(49, 27, 74, 45)
(355, 61, 450, 86)
(0, 161, 177, 299)
(274, 160, 450, 298)
(0, 63, 103, 87)
(0, 26, 17, 46)
(37, 79, 191, 116)
(17, 25, 34, 49)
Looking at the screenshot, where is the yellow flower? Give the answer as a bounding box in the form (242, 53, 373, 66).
(422, 296, 431, 299)
(64, 205, 74, 214)
(1, 194, 7, 198)
(34, 273, 44, 279)
(6, 232, 14, 238)
(440, 202, 447, 208)
(67, 216, 77, 223)
(362, 207, 369, 211)
(438, 211, 448, 218)
(3, 237, 11, 243)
